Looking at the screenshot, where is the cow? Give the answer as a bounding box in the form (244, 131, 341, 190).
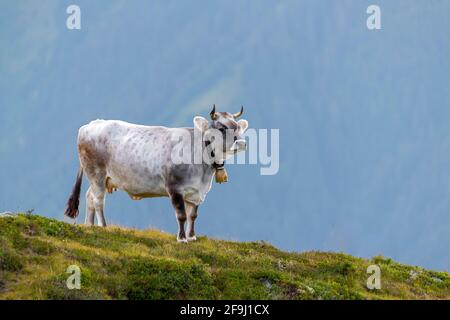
(64, 105, 249, 242)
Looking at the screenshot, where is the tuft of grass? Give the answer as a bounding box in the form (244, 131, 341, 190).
(0, 213, 448, 300)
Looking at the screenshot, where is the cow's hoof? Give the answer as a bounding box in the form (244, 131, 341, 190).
(187, 235, 197, 242)
(177, 238, 188, 243)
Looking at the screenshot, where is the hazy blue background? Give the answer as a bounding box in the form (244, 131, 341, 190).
(1, 0, 449, 271)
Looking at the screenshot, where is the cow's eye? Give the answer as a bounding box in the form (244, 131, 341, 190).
(234, 136, 237, 141)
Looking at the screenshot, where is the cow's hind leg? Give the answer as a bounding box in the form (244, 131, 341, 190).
(85, 187, 95, 226)
(92, 186, 107, 227)
(168, 191, 187, 243)
(83, 168, 108, 227)
(185, 202, 198, 242)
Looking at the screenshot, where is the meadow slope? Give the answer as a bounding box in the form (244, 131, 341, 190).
(0, 214, 448, 300)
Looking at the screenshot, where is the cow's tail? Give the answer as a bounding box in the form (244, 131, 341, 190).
(64, 166, 84, 219)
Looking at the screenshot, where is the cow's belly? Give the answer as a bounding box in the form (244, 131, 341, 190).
(107, 172, 213, 205)
(106, 165, 168, 199)
(106, 172, 211, 205)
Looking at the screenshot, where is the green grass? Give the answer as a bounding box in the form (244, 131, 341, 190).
(0, 214, 448, 300)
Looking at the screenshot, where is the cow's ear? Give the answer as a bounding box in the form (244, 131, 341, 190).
(194, 116, 210, 132)
(237, 119, 248, 134)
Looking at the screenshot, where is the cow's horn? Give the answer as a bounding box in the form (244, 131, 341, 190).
(210, 104, 218, 120)
(233, 106, 244, 119)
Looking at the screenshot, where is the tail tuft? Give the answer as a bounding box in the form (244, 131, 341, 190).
(64, 168, 83, 219)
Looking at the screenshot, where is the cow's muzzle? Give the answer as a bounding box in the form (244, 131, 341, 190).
(230, 139, 247, 153)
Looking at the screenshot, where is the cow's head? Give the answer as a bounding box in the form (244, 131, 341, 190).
(194, 105, 249, 161)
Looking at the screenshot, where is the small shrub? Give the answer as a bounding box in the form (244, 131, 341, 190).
(123, 257, 216, 300)
(372, 255, 392, 265)
(0, 251, 23, 272)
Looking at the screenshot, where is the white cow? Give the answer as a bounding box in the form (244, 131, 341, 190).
(65, 106, 248, 242)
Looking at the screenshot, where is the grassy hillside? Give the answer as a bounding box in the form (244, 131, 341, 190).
(0, 214, 448, 300)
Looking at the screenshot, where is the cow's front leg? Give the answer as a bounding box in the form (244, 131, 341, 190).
(185, 202, 198, 242)
(169, 191, 187, 243)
